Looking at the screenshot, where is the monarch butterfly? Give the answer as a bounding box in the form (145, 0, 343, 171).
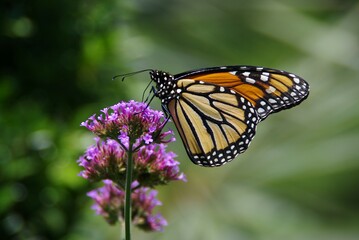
(148, 65, 309, 167)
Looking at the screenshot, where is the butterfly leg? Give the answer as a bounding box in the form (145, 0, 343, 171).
(134, 86, 157, 116)
(141, 80, 154, 102)
(143, 86, 157, 110)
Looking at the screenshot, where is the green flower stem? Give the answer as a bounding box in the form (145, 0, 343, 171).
(124, 142, 134, 240)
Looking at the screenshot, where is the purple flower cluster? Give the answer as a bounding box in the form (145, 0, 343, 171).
(135, 144, 186, 187)
(87, 180, 125, 225)
(81, 100, 174, 149)
(78, 138, 186, 187)
(78, 100, 186, 232)
(78, 138, 126, 183)
(132, 187, 168, 232)
(88, 180, 167, 231)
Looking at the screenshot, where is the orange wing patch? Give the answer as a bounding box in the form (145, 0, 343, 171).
(191, 72, 265, 106)
(184, 70, 307, 120)
(192, 72, 241, 87)
(271, 74, 294, 88)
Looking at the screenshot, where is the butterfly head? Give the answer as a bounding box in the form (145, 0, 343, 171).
(150, 70, 177, 104)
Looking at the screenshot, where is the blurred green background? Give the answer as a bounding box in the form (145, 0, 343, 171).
(1, 0, 359, 239)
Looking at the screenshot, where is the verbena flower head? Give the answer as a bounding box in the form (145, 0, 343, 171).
(78, 138, 186, 186)
(78, 101, 185, 186)
(135, 144, 186, 186)
(78, 138, 126, 183)
(87, 179, 124, 225)
(81, 100, 174, 149)
(88, 180, 168, 232)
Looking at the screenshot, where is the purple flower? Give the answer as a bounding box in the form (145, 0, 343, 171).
(78, 138, 186, 186)
(146, 214, 168, 232)
(79, 100, 186, 233)
(132, 187, 168, 232)
(87, 180, 124, 225)
(88, 180, 168, 231)
(78, 138, 126, 183)
(135, 144, 187, 186)
(80, 100, 173, 150)
(78, 100, 186, 186)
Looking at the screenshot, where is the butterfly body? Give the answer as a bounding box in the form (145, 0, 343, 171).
(149, 66, 309, 167)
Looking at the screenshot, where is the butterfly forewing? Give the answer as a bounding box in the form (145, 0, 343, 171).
(175, 66, 309, 120)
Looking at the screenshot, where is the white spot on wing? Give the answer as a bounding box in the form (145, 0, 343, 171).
(246, 77, 256, 84)
(242, 72, 250, 77)
(260, 75, 269, 81)
(266, 86, 276, 94)
(268, 98, 277, 104)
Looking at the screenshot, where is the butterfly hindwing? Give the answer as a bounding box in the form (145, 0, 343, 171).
(168, 79, 259, 167)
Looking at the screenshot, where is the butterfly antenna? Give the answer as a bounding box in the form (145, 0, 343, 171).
(113, 69, 158, 117)
(112, 69, 153, 82)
